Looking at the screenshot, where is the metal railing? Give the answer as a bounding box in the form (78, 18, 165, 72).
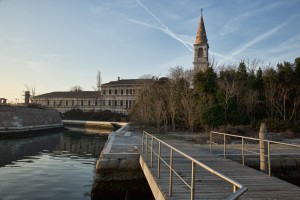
(209, 131, 300, 177)
(142, 131, 248, 200)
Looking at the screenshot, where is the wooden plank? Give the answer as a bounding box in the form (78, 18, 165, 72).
(140, 136, 300, 200)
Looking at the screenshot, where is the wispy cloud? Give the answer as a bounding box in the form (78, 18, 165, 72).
(221, 1, 292, 36)
(267, 33, 300, 54)
(210, 51, 238, 63)
(135, 0, 193, 52)
(231, 20, 290, 57)
(0, 54, 49, 70)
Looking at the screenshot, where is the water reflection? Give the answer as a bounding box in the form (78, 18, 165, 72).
(0, 131, 107, 200)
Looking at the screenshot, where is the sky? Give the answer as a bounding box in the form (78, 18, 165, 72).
(1, 0, 300, 103)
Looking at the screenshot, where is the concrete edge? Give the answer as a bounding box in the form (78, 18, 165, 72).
(62, 120, 128, 126)
(139, 155, 166, 200)
(0, 124, 64, 133)
(100, 123, 130, 155)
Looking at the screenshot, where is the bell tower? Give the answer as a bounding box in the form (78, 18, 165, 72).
(193, 9, 209, 75)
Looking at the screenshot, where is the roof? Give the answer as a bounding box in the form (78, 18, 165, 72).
(34, 91, 100, 99)
(101, 78, 154, 87)
(195, 14, 208, 45)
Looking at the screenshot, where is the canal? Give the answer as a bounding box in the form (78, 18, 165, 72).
(0, 130, 107, 200)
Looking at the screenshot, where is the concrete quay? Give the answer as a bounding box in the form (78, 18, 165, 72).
(91, 124, 153, 199)
(96, 123, 141, 172)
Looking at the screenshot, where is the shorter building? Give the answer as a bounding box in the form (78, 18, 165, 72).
(33, 78, 153, 114)
(33, 91, 100, 113)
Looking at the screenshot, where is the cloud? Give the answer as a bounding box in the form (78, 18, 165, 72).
(231, 20, 290, 57)
(135, 0, 193, 52)
(0, 54, 49, 70)
(210, 51, 238, 63)
(221, 1, 292, 36)
(267, 34, 300, 54)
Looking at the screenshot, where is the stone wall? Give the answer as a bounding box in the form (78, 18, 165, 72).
(0, 106, 63, 133)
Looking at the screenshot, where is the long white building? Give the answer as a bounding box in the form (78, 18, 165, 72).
(33, 78, 152, 114)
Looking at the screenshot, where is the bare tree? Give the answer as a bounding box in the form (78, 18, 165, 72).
(24, 83, 36, 103)
(92, 71, 102, 91)
(70, 85, 83, 91)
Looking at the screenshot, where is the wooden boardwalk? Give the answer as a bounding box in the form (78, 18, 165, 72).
(140, 135, 300, 200)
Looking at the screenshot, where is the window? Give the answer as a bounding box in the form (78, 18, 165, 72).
(130, 89, 133, 94)
(114, 101, 117, 106)
(109, 100, 111, 106)
(47, 100, 49, 106)
(59, 100, 62, 105)
(103, 90, 106, 95)
(129, 100, 132, 108)
(66, 101, 68, 106)
(120, 101, 123, 106)
(95, 100, 97, 106)
(115, 89, 117, 95)
(121, 89, 123, 95)
(125, 100, 128, 109)
(88, 100, 91, 106)
(198, 48, 203, 57)
(103, 100, 106, 106)
(126, 89, 129, 95)
(109, 89, 112, 95)
(72, 100, 74, 106)
(81, 100, 84, 106)
(133, 89, 136, 95)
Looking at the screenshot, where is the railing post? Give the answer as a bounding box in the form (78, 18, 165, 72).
(158, 141, 161, 178)
(146, 133, 148, 160)
(210, 132, 212, 154)
(169, 148, 173, 197)
(142, 131, 144, 154)
(224, 134, 226, 159)
(242, 137, 245, 166)
(191, 161, 195, 200)
(151, 137, 154, 168)
(268, 141, 271, 177)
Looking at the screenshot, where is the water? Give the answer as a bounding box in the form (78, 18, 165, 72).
(0, 131, 107, 200)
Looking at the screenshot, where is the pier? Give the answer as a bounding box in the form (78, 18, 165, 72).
(95, 124, 300, 199)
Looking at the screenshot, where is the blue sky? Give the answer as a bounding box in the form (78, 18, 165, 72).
(1, 0, 300, 102)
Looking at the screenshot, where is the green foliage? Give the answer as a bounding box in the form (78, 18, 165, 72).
(201, 103, 224, 128)
(131, 57, 300, 133)
(194, 67, 218, 96)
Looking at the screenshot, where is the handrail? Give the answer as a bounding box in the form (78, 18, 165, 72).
(209, 131, 300, 177)
(142, 131, 248, 200)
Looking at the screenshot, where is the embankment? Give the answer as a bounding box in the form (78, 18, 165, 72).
(63, 120, 127, 135)
(0, 106, 63, 138)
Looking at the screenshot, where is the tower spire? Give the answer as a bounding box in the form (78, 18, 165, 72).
(195, 8, 208, 45)
(193, 9, 209, 74)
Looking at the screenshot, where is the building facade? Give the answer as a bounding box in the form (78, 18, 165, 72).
(32, 91, 101, 113)
(33, 78, 150, 114)
(193, 11, 209, 75)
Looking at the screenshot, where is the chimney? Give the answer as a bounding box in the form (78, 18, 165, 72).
(118, 77, 120, 81)
(24, 91, 30, 105)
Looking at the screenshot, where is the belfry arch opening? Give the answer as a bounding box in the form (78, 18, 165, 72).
(198, 48, 203, 57)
